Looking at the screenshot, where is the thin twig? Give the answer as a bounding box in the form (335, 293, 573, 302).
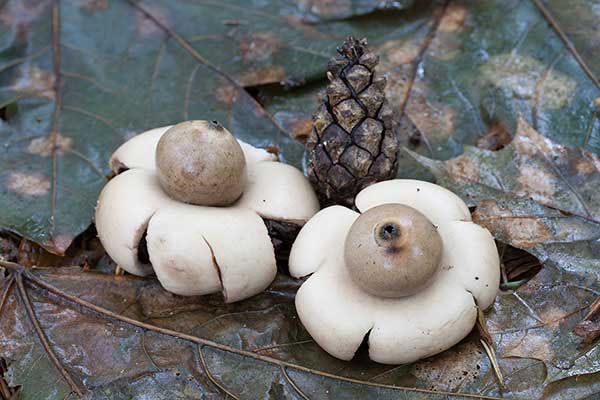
(197, 345, 239, 400)
(368, 365, 404, 381)
(253, 339, 314, 354)
(48, 0, 63, 242)
(395, 0, 450, 157)
(477, 305, 505, 390)
(141, 332, 161, 371)
(14, 273, 84, 397)
(0, 261, 506, 400)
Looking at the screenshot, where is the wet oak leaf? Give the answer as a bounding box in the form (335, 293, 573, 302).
(488, 264, 600, 386)
(414, 118, 600, 223)
(1, 0, 419, 253)
(135, 0, 428, 86)
(412, 119, 600, 387)
(397, 0, 600, 161)
(267, 0, 600, 182)
(0, 266, 508, 400)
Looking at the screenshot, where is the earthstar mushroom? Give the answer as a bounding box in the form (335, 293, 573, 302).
(96, 121, 319, 303)
(289, 179, 500, 364)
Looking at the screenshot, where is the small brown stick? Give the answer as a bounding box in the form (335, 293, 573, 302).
(531, 0, 600, 91)
(15, 274, 85, 397)
(480, 340, 504, 389)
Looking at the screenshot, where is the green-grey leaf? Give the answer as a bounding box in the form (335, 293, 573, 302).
(411, 119, 600, 388)
(0, 269, 501, 400)
(0, 0, 425, 253)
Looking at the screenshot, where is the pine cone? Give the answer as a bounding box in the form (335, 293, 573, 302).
(307, 36, 398, 208)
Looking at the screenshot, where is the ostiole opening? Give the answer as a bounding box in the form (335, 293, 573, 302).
(383, 224, 395, 235)
(380, 223, 399, 238)
(375, 222, 400, 247)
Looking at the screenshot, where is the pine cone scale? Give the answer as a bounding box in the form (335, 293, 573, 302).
(344, 64, 372, 93)
(332, 99, 365, 132)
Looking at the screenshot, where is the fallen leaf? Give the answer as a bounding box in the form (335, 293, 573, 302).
(1, 0, 425, 253)
(0, 263, 506, 400)
(412, 119, 600, 387)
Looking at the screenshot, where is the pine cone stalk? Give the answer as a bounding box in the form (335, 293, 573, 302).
(307, 36, 398, 208)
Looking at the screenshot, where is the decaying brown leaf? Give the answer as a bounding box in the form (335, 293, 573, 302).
(0, 261, 506, 400)
(412, 118, 600, 388)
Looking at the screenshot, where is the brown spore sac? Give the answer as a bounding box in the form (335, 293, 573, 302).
(155, 120, 247, 206)
(344, 203, 443, 298)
